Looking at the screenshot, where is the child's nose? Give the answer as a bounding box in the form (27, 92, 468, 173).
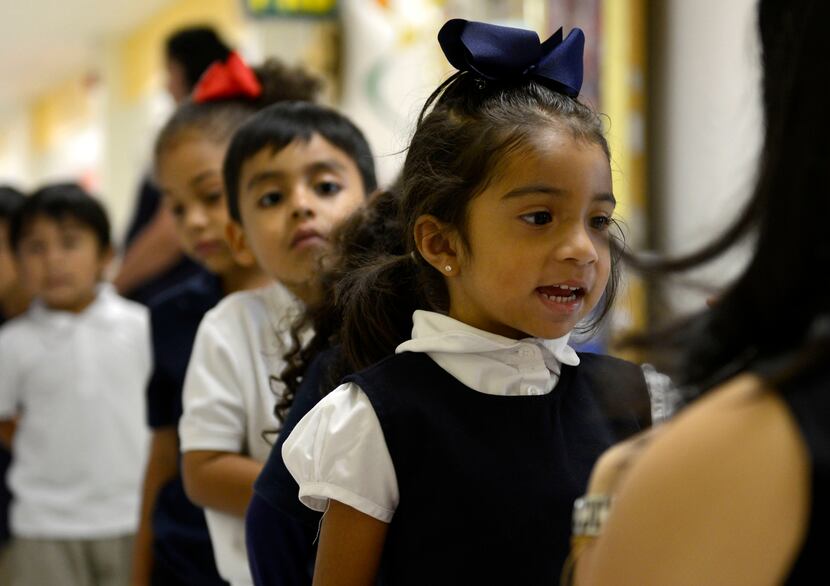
(184, 206, 208, 230)
(289, 187, 316, 220)
(555, 223, 599, 265)
(45, 246, 66, 267)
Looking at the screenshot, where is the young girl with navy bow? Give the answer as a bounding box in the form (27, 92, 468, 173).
(282, 19, 652, 585)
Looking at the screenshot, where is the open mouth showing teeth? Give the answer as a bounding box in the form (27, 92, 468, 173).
(537, 284, 586, 303)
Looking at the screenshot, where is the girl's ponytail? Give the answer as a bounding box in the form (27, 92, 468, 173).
(337, 251, 423, 372)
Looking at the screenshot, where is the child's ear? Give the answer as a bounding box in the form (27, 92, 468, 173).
(413, 214, 461, 277)
(98, 244, 115, 270)
(225, 220, 258, 268)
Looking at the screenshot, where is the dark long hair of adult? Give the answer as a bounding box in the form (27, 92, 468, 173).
(631, 0, 830, 392)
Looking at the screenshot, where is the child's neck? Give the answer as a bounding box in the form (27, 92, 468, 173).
(0, 284, 31, 318)
(45, 288, 98, 314)
(283, 279, 320, 307)
(219, 265, 269, 295)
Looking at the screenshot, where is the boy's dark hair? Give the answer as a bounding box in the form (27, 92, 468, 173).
(0, 185, 25, 220)
(165, 26, 232, 91)
(154, 59, 323, 163)
(337, 73, 619, 372)
(10, 183, 111, 252)
(223, 101, 377, 223)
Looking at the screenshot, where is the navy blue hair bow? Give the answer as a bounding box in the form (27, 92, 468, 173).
(438, 19, 585, 98)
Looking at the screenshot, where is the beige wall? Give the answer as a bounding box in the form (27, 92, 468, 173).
(650, 0, 762, 315)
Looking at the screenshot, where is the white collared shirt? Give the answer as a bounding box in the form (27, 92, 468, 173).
(0, 284, 151, 538)
(179, 280, 301, 586)
(282, 310, 581, 523)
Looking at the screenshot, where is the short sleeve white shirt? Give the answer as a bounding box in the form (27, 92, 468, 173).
(179, 281, 301, 586)
(0, 284, 151, 538)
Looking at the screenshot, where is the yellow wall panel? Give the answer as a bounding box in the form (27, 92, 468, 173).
(30, 77, 93, 154)
(601, 0, 649, 338)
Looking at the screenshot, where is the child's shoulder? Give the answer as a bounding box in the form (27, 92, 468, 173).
(576, 352, 647, 394)
(204, 284, 266, 321)
(101, 287, 149, 324)
(146, 272, 221, 321)
(575, 351, 644, 377)
(0, 311, 36, 343)
(575, 352, 653, 434)
(204, 281, 297, 328)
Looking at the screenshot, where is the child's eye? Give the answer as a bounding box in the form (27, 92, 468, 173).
(258, 191, 283, 208)
(23, 241, 45, 255)
(171, 204, 185, 219)
(520, 211, 553, 226)
(202, 191, 224, 205)
(591, 216, 612, 231)
(315, 181, 342, 197)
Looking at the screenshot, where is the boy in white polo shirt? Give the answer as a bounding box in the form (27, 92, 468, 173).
(0, 184, 151, 586)
(178, 102, 376, 585)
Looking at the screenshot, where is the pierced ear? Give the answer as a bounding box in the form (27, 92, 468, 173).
(413, 214, 461, 276)
(225, 220, 258, 268)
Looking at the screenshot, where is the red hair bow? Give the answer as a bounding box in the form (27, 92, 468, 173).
(193, 52, 262, 103)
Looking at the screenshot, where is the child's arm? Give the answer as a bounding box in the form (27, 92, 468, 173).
(181, 450, 263, 516)
(178, 312, 264, 518)
(131, 427, 179, 586)
(113, 206, 184, 296)
(313, 500, 389, 586)
(0, 332, 20, 450)
(0, 418, 16, 449)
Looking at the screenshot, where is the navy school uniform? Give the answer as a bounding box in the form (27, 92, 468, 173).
(760, 353, 830, 585)
(146, 272, 228, 586)
(247, 350, 337, 586)
(248, 348, 649, 585)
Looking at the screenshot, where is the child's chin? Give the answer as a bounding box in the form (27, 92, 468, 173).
(526, 320, 577, 341)
(44, 293, 86, 311)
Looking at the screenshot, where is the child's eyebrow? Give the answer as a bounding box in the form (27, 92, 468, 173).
(190, 170, 221, 187)
(246, 171, 286, 191)
(246, 160, 348, 191)
(502, 184, 617, 205)
(305, 160, 348, 176)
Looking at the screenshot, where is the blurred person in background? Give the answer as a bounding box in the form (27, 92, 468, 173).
(0, 185, 29, 583)
(0, 186, 29, 325)
(0, 184, 150, 586)
(570, 0, 830, 584)
(114, 26, 232, 305)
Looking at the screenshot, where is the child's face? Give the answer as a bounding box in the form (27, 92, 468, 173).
(235, 133, 366, 299)
(15, 216, 109, 313)
(445, 132, 613, 340)
(0, 219, 18, 300)
(157, 137, 238, 275)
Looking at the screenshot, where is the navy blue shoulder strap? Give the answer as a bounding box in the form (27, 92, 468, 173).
(572, 352, 651, 439)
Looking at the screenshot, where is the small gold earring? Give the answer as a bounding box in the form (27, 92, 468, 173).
(444, 265, 452, 272)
